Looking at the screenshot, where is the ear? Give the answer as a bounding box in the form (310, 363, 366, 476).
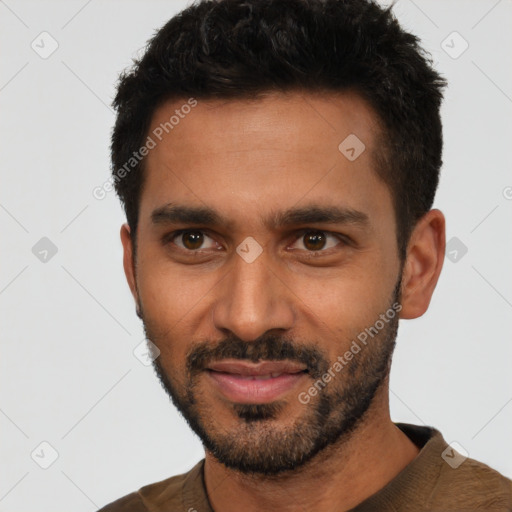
(120, 223, 140, 310)
(399, 209, 445, 319)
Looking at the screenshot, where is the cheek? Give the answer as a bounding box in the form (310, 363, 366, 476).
(136, 258, 219, 349)
(289, 262, 396, 339)
(138, 243, 202, 311)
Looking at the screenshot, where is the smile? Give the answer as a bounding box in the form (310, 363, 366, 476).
(205, 360, 308, 403)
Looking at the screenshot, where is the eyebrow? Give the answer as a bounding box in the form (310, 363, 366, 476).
(151, 203, 370, 230)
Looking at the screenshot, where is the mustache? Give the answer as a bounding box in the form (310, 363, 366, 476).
(186, 334, 330, 380)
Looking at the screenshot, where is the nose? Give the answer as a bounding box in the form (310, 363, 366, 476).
(212, 249, 296, 342)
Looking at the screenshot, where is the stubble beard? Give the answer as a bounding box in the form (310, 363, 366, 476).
(143, 282, 401, 476)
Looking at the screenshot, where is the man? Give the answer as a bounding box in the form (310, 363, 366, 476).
(99, 0, 512, 510)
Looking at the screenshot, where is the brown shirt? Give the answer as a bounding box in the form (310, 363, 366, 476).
(97, 423, 512, 511)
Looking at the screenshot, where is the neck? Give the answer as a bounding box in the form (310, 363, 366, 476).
(203, 384, 420, 512)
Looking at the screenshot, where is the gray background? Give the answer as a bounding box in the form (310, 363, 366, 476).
(1, 0, 511, 510)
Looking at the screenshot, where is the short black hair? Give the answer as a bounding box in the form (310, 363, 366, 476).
(111, 0, 446, 258)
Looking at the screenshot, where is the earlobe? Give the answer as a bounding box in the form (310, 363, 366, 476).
(399, 209, 446, 319)
(120, 223, 139, 307)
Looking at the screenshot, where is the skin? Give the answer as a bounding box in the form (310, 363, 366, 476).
(120, 90, 446, 511)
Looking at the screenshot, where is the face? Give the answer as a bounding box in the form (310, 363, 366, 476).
(125, 91, 405, 475)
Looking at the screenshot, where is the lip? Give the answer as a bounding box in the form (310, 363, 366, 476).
(207, 360, 307, 376)
(206, 359, 308, 403)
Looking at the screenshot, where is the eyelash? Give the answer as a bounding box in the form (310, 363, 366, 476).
(162, 229, 350, 255)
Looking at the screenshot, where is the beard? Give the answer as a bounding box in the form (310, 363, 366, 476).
(140, 276, 402, 476)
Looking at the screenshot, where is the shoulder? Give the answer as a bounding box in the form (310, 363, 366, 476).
(97, 465, 198, 512)
(98, 475, 183, 512)
(393, 423, 512, 510)
(432, 455, 512, 509)
(96, 491, 147, 512)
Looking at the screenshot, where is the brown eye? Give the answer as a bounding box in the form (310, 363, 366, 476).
(303, 231, 327, 251)
(170, 230, 218, 251)
(289, 230, 344, 253)
(181, 231, 204, 250)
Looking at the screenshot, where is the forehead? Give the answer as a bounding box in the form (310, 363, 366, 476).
(138, 90, 392, 232)
(149, 90, 381, 158)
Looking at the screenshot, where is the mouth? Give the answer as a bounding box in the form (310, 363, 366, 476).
(205, 360, 308, 403)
